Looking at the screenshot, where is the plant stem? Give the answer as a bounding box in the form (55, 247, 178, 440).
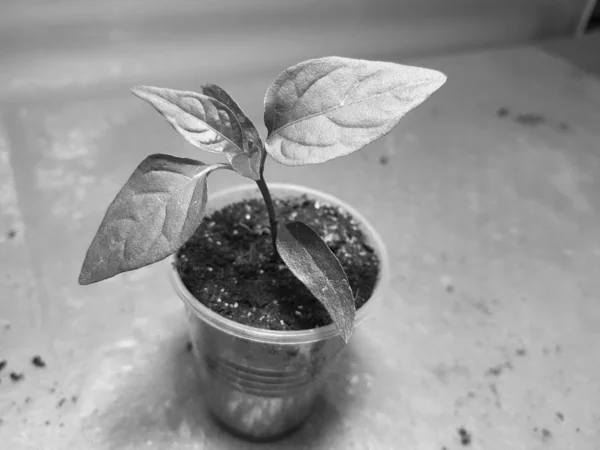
(256, 145, 278, 255)
(256, 176, 278, 255)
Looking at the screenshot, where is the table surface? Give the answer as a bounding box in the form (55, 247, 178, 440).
(1, 32, 600, 449)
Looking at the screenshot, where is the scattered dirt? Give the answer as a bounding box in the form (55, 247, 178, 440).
(31, 356, 46, 368)
(473, 300, 492, 316)
(57, 398, 66, 408)
(176, 195, 379, 331)
(489, 383, 502, 409)
(496, 107, 510, 117)
(9, 372, 24, 382)
(0, 360, 6, 372)
(379, 155, 389, 165)
(486, 361, 513, 377)
(515, 348, 527, 356)
(458, 427, 472, 446)
(541, 428, 552, 441)
(7, 230, 16, 239)
(515, 113, 546, 127)
(445, 284, 454, 293)
(556, 412, 564, 421)
(497, 109, 569, 132)
(71, 395, 78, 403)
(558, 122, 570, 131)
(186, 341, 193, 352)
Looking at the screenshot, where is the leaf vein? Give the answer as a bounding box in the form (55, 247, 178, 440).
(270, 80, 427, 138)
(339, 69, 383, 106)
(158, 93, 243, 153)
(325, 114, 384, 129)
(122, 165, 217, 263)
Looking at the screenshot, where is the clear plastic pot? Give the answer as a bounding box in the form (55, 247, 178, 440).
(170, 183, 389, 440)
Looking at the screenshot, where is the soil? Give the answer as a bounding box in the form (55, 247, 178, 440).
(31, 356, 46, 368)
(175, 195, 379, 331)
(515, 113, 546, 127)
(458, 427, 472, 446)
(10, 372, 24, 382)
(541, 428, 552, 440)
(486, 361, 513, 377)
(496, 107, 509, 117)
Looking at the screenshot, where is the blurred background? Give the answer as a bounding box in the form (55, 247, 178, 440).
(1, 0, 597, 102)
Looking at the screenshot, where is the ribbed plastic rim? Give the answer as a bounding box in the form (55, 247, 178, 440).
(169, 183, 389, 344)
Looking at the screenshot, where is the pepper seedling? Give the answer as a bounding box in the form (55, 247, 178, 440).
(78, 56, 446, 342)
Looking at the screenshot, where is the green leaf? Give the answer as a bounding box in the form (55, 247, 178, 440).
(78, 154, 229, 285)
(200, 84, 264, 180)
(264, 56, 447, 166)
(276, 221, 355, 343)
(132, 85, 245, 156)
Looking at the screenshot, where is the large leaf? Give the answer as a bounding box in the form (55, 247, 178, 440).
(78, 154, 228, 285)
(264, 56, 447, 166)
(200, 84, 263, 180)
(276, 221, 355, 342)
(133, 85, 260, 179)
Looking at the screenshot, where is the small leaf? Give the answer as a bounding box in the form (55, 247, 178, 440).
(78, 154, 229, 285)
(132, 85, 244, 156)
(276, 221, 355, 342)
(264, 56, 446, 166)
(200, 84, 264, 180)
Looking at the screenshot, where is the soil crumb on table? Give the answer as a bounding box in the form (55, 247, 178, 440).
(486, 361, 513, 377)
(541, 428, 552, 440)
(458, 427, 472, 446)
(10, 372, 24, 382)
(496, 107, 510, 117)
(31, 356, 46, 368)
(515, 113, 546, 126)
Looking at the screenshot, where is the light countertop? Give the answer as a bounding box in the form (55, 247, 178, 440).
(1, 33, 599, 449)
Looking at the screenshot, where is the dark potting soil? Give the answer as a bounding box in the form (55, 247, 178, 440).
(175, 195, 379, 331)
(31, 356, 46, 368)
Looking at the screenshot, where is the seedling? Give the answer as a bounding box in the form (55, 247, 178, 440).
(78, 56, 446, 342)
